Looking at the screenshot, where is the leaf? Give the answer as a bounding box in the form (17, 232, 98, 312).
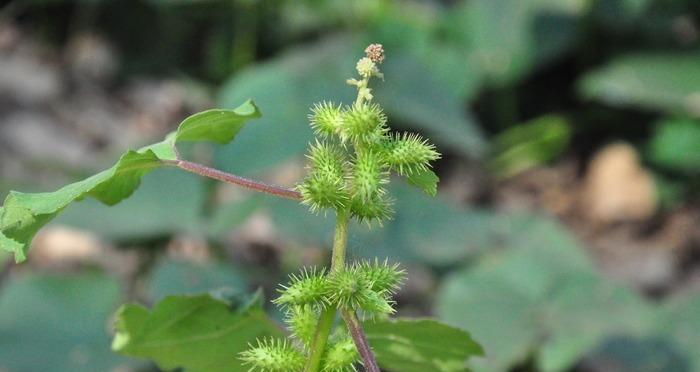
(148, 259, 248, 302)
(374, 54, 486, 157)
(0, 272, 136, 372)
(449, 0, 588, 85)
(365, 318, 483, 372)
(657, 294, 700, 371)
(406, 169, 439, 197)
(489, 115, 571, 178)
(578, 53, 700, 117)
(436, 241, 653, 372)
(0, 100, 260, 262)
(173, 106, 261, 144)
(585, 293, 700, 372)
(648, 118, 700, 173)
(112, 294, 283, 372)
(55, 168, 206, 240)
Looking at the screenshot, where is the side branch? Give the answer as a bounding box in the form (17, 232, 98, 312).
(341, 310, 380, 372)
(164, 159, 302, 201)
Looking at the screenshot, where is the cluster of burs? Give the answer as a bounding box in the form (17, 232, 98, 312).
(240, 45, 440, 371)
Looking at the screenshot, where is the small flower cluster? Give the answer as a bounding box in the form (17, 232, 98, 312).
(240, 261, 405, 372)
(299, 46, 440, 223)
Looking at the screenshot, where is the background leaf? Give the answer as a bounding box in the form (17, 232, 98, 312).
(648, 118, 700, 173)
(436, 238, 653, 372)
(0, 272, 135, 372)
(113, 293, 283, 372)
(148, 259, 248, 302)
(364, 318, 483, 372)
(578, 53, 700, 116)
(489, 115, 571, 178)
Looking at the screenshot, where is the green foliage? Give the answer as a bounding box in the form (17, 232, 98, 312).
(0, 101, 261, 262)
(112, 293, 283, 372)
(579, 53, 700, 117)
(447, 0, 588, 86)
(489, 115, 571, 177)
(148, 259, 248, 302)
(436, 237, 654, 372)
(364, 318, 484, 372)
(0, 272, 135, 372)
(649, 118, 700, 173)
(56, 169, 207, 240)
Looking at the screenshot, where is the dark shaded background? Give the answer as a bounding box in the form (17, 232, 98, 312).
(0, 0, 699, 371)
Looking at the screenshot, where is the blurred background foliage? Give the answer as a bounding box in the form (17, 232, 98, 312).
(0, 0, 699, 371)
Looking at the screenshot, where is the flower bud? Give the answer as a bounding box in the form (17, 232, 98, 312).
(365, 43, 385, 64)
(356, 57, 379, 79)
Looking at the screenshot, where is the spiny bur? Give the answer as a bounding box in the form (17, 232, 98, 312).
(322, 336, 360, 372)
(239, 339, 305, 372)
(284, 305, 318, 349)
(273, 267, 327, 308)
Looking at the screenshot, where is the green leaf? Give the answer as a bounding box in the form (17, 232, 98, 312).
(55, 168, 206, 240)
(586, 293, 700, 372)
(406, 169, 439, 197)
(436, 240, 653, 372)
(148, 259, 248, 301)
(449, 0, 588, 85)
(0, 100, 260, 262)
(657, 294, 700, 371)
(365, 318, 483, 372)
(112, 294, 283, 372)
(0, 272, 136, 372)
(490, 115, 571, 177)
(579, 52, 700, 116)
(649, 118, 700, 173)
(173, 105, 261, 144)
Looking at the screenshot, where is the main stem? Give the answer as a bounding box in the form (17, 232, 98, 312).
(305, 210, 349, 372)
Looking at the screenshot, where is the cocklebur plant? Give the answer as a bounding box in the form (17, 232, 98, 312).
(0, 43, 482, 372)
(240, 44, 439, 372)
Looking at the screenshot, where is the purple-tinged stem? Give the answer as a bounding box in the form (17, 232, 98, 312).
(163, 159, 301, 201)
(341, 309, 380, 372)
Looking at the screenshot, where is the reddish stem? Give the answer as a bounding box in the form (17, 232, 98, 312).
(341, 309, 381, 372)
(163, 159, 301, 201)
